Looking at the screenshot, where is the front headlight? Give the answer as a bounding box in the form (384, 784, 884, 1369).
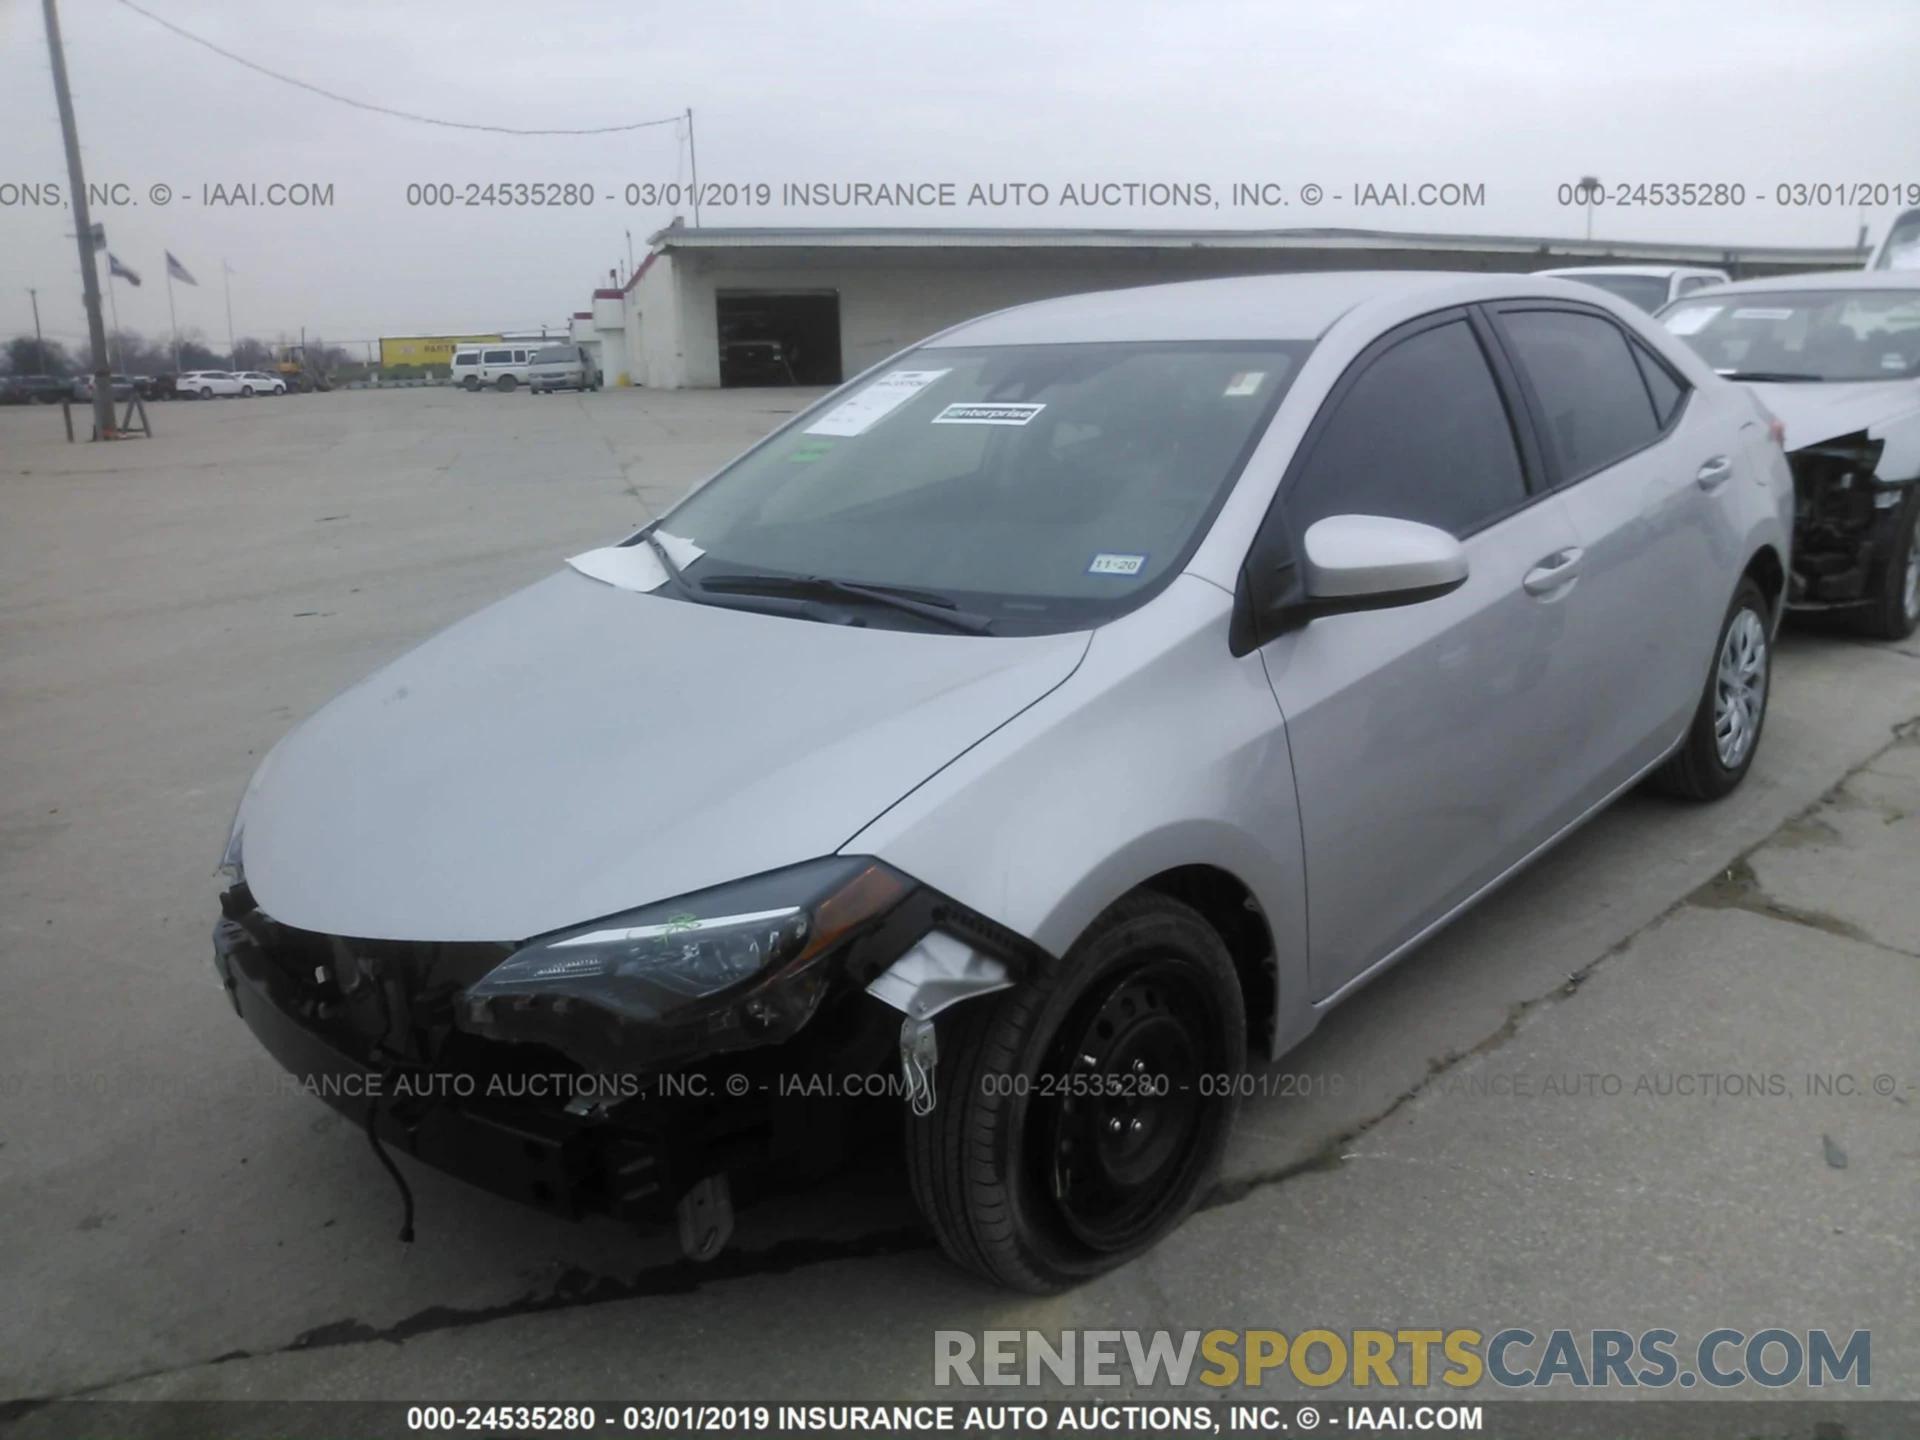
(458, 857, 912, 1072)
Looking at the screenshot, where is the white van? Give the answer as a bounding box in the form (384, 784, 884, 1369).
(1869, 207, 1920, 270)
(451, 343, 541, 392)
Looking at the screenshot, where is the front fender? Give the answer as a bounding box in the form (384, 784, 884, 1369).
(842, 575, 1311, 1057)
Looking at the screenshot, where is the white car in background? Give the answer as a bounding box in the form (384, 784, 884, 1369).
(235, 371, 289, 397)
(1657, 271, 1920, 639)
(179, 371, 248, 399)
(1869, 206, 1920, 271)
(1536, 265, 1732, 313)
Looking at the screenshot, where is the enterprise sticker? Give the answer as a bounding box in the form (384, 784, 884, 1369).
(1223, 371, 1265, 396)
(1731, 307, 1794, 321)
(1087, 552, 1147, 576)
(1662, 305, 1720, 336)
(932, 402, 1046, 426)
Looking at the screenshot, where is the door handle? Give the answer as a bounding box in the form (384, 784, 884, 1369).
(1696, 455, 1735, 490)
(1522, 547, 1584, 597)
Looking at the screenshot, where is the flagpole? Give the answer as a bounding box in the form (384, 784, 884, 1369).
(166, 264, 180, 372)
(223, 261, 235, 367)
(107, 273, 122, 372)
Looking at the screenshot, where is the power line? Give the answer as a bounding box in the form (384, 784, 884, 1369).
(112, 0, 688, 136)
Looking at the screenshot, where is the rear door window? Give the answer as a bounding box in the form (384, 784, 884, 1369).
(1630, 343, 1688, 429)
(1495, 309, 1661, 483)
(1285, 317, 1529, 539)
(482, 350, 511, 365)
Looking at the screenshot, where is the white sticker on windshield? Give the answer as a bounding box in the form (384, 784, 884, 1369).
(1224, 371, 1266, 397)
(931, 402, 1046, 426)
(1087, 552, 1147, 576)
(804, 370, 950, 437)
(1732, 307, 1794, 321)
(1663, 305, 1720, 335)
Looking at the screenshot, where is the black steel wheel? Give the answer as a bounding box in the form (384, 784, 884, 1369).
(906, 892, 1245, 1292)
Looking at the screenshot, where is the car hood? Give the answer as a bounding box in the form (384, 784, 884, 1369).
(235, 570, 1090, 942)
(1749, 380, 1920, 473)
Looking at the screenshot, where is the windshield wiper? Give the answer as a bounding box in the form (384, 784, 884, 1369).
(638, 528, 698, 596)
(698, 572, 995, 633)
(1715, 370, 1826, 383)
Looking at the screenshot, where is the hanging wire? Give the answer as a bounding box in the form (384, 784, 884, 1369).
(113, 0, 687, 136)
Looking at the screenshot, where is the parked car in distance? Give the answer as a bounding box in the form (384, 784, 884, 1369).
(214, 271, 1791, 1292)
(1868, 206, 1920, 271)
(178, 371, 252, 399)
(1536, 265, 1732, 312)
(235, 371, 289, 397)
(528, 344, 601, 394)
(720, 336, 796, 386)
(1657, 270, 1920, 638)
(70, 373, 136, 401)
(0, 374, 72, 404)
(148, 373, 182, 401)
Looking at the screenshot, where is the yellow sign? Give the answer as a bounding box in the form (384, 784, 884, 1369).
(378, 334, 502, 367)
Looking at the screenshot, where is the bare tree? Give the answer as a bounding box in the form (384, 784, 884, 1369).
(5, 335, 75, 376)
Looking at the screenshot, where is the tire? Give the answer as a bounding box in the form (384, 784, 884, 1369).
(497, 375, 517, 392)
(1856, 487, 1920, 642)
(906, 893, 1245, 1292)
(241, 385, 254, 398)
(199, 387, 212, 399)
(1651, 577, 1772, 801)
(463, 376, 480, 393)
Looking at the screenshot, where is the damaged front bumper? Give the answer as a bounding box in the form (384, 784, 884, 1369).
(1786, 433, 1915, 608)
(211, 869, 1033, 1241)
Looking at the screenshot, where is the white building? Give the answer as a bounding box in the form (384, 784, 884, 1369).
(577, 221, 1863, 390)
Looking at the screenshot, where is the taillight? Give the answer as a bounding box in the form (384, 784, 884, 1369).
(1767, 417, 1787, 447)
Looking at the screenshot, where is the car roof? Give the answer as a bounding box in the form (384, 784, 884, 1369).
(924, 270, 1640, 346)
(1672, 269, 1920, 297)
(1536, 265, 1724, 279)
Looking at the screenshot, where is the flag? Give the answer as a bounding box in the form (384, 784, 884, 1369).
(108, 253, 142, 286)
(166, 252, 198, 285)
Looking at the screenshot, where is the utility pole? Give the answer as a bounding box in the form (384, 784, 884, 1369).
(686, 108, 700, 228)
(28, 288, 46, 373)
(43, 0, 116, 440)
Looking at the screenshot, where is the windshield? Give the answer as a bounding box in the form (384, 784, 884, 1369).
(1559, 273, 1671, 312)
(1873, 210, 1920, 271)
(533, 346, 576, 363)
(1658, 289, 1920, 381)
(652, 341, 1309, 634)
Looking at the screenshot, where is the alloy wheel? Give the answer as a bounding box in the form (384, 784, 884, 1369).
(1713, 607, 1768, 769)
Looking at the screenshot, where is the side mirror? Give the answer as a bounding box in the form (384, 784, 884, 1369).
(1301, 514, 1469, 606)
(1230, 511, 1470, 656)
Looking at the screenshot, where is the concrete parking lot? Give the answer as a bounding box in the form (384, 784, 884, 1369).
(2, 388, 1918, 1412)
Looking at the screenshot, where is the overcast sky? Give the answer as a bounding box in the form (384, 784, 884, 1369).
(3, 0, 1917, 353)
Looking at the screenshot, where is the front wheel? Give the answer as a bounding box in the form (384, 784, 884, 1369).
(906, 893, 1245, 1292)
(199, 387, 212, 399)
(462, 375, 480, 392)
(1857, 488, 1920, 642)
(497, 375, 517, 392)
(1651, 577, 1772, 801)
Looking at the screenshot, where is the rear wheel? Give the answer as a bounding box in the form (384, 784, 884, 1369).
(1857, 488, 1920, 642)
(199, 386, 212, 399)
(462, 375, 480, 392)
(497, 375, 517, 392)
(241, 385, 255, 398)
(1651, 577, 1772, 801)
(906, 893, 1244, 1292)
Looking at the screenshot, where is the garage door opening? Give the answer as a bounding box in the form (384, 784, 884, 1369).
(716, 292, 841, 387)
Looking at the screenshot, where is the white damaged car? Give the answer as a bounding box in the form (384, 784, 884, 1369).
(1659, 271, 1920, 638)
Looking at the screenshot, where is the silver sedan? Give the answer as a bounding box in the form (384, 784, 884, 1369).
(214, 270, 1793, 1291)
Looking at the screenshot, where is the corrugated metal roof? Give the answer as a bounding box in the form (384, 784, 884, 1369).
(641, 220, 1861, 268)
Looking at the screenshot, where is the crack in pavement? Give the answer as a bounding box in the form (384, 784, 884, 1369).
(11, 712, 1920, 1412)
(0, 1227, 937, 1416)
